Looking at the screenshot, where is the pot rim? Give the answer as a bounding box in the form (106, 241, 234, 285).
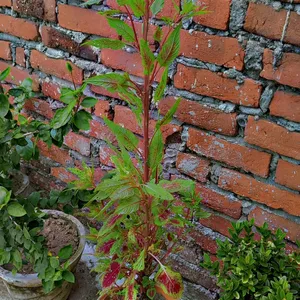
(0, 209, 86, 287)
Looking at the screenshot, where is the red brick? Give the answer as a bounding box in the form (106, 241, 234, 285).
(0, 41, 11, 60)
(245, 117, 300, 160)
(13, 0, 56, 22)
(187, 128, 271, 177)
(196, 184, 242, 219)
(176, 152, 210, 183)
(51, 167, 78, 183)
(30, 50, 83, 85)
(91, 85, 121, 100)
(0, 14, 39, 40)
(218, 168, 300, 217)
(249, 207, 300, 243)
(261, 49, 300, 89)
(270, 91, 300, 123)
(180, 30, 244, 70)
(58, 4, 117, 38)
(99, 144, 116, 167)
(157, 0, 180, 19)
(0, 0, 11, 6)
(0, 61, 39, 91)
(101, 49, 163, 79)
(16, 47, 25, 67)
(275, 160, 300, 192)
(41, 81, 61, 101)
(175, 64, 262, 107)
(94, 100, 110, 118)
(200, 214, 233, 238)
(244, 3, 300, 47)
(41, 26, 97, 61)
(24, 98, 53, 119)
(88, 119, 115, 142)
(64, 132, 90, 156)
(114, 105, 181, 142)
(193, 0, 231, 30)
(189, 229, 218, 254)
(159, 97, 237, 136)
(37, 140, 72, 166)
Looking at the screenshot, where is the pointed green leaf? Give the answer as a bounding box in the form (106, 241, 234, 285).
(157, 97, 181, 127)
(58, 245, 73, 260)
(153, 27, 163, 43)
(157, 25, 181, 67)
(81, 97, 98, 108)
(127, 0, 145, 17)
(83, 38, 125, 49)
(144, 182, 173, 200)
(151, 0, 165, 15)
(140, 39, 155, 76)
(107, 18, 135, 42)
(73, 110, 92, 130)
(0, 94, 9, 117)
(0, 67, 10, 81)
(153, 68, 168, 102)
(62, 270, 75, 283)
(148, 130, 164, 170)
(104, 118, 139, 151)
(50, 99, 77, 129)
(133, 249, 145, 271)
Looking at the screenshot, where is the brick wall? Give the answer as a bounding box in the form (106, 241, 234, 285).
(0, 0, 300, 296)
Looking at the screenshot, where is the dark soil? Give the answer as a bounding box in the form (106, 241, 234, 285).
(5, 215, 79, 274)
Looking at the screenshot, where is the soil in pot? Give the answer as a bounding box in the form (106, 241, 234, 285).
(4, 215, 80, 274)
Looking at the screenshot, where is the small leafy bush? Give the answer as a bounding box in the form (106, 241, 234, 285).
(202, 220, 300, 300)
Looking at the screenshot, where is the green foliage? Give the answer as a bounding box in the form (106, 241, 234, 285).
(202, 220, 300, 300)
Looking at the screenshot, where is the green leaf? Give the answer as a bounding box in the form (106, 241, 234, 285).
(153, 68, 168, 102)
(107, 18, 135, 43)
(81, 97, 98, 108)
(153, 27, 163, 43)
(151, 0, 165, 15)
(115, 197, 140, 214)
(133, 249, 145, 271)
(0, 94, 9, 117)
(50, 99, 77, 129)
(144, 182, 173, 200)
(16, 138, 34, 160)
(73, 110, 92, 130)
(157, 97, 181, 127)
(140, 39, 155, 76)
(127, 0, 145, 17)
(81, 0, 101, 6)
(104, 118, 139, 151)
(148, 130, 164, 170)
(0, 186, 11, 209)
(0, 67, 10, 81)
(50, 257, 60, 269)
(66, 62, 73, 73)
(60, 87, 76, 104)
(83, 38, 125, 49)
(58, 245, 73, 260)
(62, 270, 75, 283)
(157, 24, 181, 67)
(7, 202, 27, 217)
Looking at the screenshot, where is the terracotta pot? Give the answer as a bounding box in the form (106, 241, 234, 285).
(0, 210, 86, 300)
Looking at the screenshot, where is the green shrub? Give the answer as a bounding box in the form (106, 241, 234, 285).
(202, 220, 300, 300)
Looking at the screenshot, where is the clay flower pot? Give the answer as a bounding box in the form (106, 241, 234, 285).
(0, 210, 86, 300)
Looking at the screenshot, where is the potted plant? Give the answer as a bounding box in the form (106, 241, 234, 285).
(0, 69, 88, 299)
(201, 220, 300, 300)
(64, 0, 211, 299)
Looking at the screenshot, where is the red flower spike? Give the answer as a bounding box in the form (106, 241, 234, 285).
(155, 267, 183, 299)
(102, 262, 121, 288)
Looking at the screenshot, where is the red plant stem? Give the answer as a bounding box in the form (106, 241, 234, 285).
(125, 6, 140, 51)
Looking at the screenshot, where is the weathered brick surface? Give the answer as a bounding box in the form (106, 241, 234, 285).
(187, 128, 271, 177)
(193, 0, 231, 30)
(41, 81, 61, 101)
(64, 132, 91, 156)
(0, 41, 11, 60)
(0, 14, 39, 40)
(270, 91, 300, 123)
(159, 97, 237, 136)
(15, 47, 25, 67)
(261, 50, 300, 89)
(51, 167, 78, 183)
(249, 207, 300, 243)
(219, 168, 300, 217)
(176, 152, 210, 183)
(58, 4, 117, 38)
(24, 98, 53, 119)
(174, 64, 262, 107)
(275, 160, 300, 192)
(13, 0, 56, 22)
(245, 117, 300, 160)
(179, 30, 245, 70)
(200, 214, 232, 238)
(245, 3, 300, 46)
(30, 50, 83, 84)
(0, 0, 11, 6)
